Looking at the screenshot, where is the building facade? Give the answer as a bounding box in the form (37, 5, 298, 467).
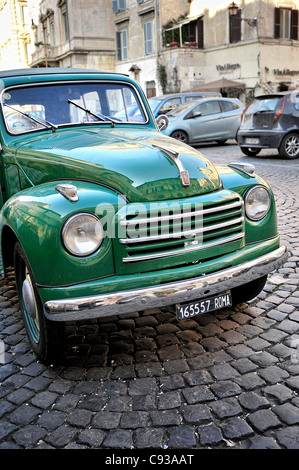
(0, 0, 35, 69)
(30, 0, 116, 70)
(1, 0, 299, 100)
(113, 0, 299, 99)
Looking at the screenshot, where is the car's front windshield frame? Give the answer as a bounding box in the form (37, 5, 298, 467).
(148, 98, 163, 113)
(167, 100, 197, 117)
(0, 80, 149, 135)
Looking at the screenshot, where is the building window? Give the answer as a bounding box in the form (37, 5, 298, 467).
(62, 11, 69, 41)
(163, 17, 204, 49)
(20, 4, 29, 25)
(146, 80, 156, 98)
(49, 20, 55, 46)
(112, 0, 126, 13)
(274, 7, 298, 39)
(116, 29, 128, 60)
(58, 1, 69, 42)
(144, 21, 154, 55)
(229, 8, 241, 43)
(42, 21, 48, 45)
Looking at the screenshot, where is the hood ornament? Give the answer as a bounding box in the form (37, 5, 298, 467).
(152, 144, 190, 187)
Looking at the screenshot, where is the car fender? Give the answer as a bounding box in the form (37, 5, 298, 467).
(0, 180, 124, 286)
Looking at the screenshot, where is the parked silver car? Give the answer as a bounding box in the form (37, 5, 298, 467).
(161, 97, 243, 145)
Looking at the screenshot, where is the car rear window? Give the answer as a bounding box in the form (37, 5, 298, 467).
(245, 97, 282, 114)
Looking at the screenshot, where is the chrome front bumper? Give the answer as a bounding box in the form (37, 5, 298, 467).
(44, 246, 287, 322)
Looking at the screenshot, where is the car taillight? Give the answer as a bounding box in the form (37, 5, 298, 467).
(274, 96, 286, 123)
(241, 101, 253, 122)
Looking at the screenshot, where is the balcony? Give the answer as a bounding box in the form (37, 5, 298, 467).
(30, 45, 59, 67)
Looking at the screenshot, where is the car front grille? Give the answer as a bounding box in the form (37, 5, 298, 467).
(114, 191, 245, 275)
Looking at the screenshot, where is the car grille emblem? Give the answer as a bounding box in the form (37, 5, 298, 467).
(180, 169, 190, 186)
(152, 144, 190, 187)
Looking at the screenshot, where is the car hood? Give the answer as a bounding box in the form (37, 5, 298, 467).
(15, 127, 222, 202)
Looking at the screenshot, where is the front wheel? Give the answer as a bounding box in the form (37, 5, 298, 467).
(14, 242, 66, 364)
(171, 130, 189, 144)
(240, 146, 261, 157)
(279, 133, 299, 159)
(231, 275, 268, 306)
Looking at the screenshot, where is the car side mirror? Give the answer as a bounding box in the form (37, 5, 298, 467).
(185, 111, 201, 120)
(156, 114, 169, 131)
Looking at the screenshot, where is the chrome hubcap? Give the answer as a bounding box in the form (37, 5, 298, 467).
(22, 268, 39, 326)
(286, 136, 299, 157)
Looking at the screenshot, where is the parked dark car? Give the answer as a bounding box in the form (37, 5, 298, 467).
(237, 91, 299, 159)
(149, 92, 221, 117)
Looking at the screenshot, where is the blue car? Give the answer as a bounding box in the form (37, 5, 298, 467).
(161, 97, 244, 145)
(149, 92, 221, 118)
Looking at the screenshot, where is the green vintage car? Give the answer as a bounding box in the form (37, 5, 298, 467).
(0, 68, 287, 363)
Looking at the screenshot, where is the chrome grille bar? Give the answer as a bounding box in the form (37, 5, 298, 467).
(120, 216, 244, 245)
(122, 232, 244, 263)
(120, 201, 243, 227)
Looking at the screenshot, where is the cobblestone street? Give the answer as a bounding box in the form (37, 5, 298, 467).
(1, 144, 299, 450)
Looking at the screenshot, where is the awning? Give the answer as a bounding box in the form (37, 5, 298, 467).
(192, 78, 246, 92)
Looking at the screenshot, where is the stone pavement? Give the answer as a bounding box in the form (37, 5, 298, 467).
(0, 151, 299, 450)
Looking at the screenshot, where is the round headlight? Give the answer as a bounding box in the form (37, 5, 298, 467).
(245, 186, 271, 221)
(62, 213, 104, 256)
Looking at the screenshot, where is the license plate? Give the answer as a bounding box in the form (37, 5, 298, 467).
(245, 137, 259, 145)
(176, 291, 232, 320)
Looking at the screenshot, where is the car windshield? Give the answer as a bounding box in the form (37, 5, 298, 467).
(167, 101, 197, 117)
(1, 81, 147, 134)
(246, 97, 282, 115)
(148, 98, 163, 113)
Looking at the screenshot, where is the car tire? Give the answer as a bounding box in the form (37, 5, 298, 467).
(231, 275, 268, 306)
(240, 147, 261, 156)
(171, 130, 189, 144)
(14, 242, 66, 364)
(279, 133, 299, 159)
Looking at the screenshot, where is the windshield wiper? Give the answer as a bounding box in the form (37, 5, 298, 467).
(254, 110, 272, 114)
(3, 103, 58, 132)
(68, 99, 116, 128)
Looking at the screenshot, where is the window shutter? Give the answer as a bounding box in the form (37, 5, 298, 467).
(274, 7, 280, 38)
(197, 18, 204, 48)
(291, 9, 298, 39)
(230, 9, 241, 43)
(116, 31, 121, 60)
(144, 21, 154, 55)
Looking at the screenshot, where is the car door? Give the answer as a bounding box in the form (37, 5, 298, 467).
(219, 100, 242, 138)
(188, 100, 225, 142)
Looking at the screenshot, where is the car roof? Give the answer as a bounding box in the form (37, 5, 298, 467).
(0, 67, 127, 79)
(167, 97, 242, 113)
(187, 97, 242, 104)
(254, 91, 296, 99)
(149, 92, 217, 100)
